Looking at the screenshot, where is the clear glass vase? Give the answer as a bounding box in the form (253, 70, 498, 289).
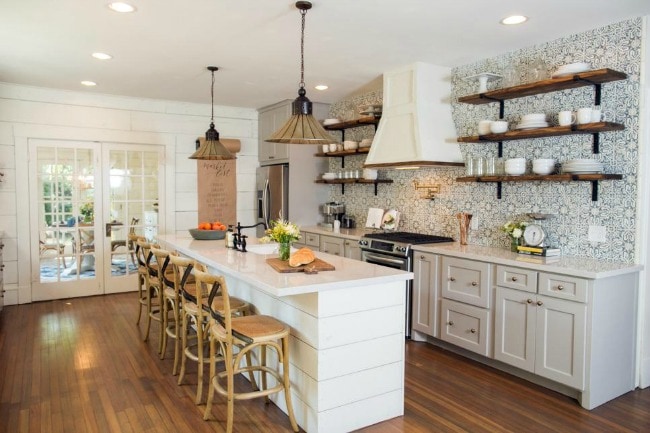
(279, 242, 291, 261)
(510, 237, 520, 252)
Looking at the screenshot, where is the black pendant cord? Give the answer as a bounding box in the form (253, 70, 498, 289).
(211, 68, 215, 122)
(299, 6, 306, 90)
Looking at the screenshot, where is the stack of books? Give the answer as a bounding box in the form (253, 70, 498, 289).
(517, 245, 561, 257)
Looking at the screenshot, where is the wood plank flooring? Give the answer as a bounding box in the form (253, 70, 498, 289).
(1, 293, 649, 432)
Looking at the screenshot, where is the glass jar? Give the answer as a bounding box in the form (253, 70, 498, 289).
(278, 242, 291, 261)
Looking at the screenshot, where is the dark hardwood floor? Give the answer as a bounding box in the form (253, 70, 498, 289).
(1, 293, 648, 432)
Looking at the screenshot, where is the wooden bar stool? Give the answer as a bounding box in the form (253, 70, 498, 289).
(164, 252, 194, 375)
(150, 246, 176, 357)
(132, 235, 147, 325)
(178, 262, 249, 405)
(200, 270, 299, 433)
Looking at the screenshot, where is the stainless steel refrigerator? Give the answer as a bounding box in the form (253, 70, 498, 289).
(255, 164, 289, 238)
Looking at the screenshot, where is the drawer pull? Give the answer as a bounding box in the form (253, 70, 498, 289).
(526, 299, 533, 304)
(471, 281, 477, 286)
(447, 321, 454, 326)
(470, 328, 476, 334)
(449, 277, 456, 282)
(557, 285, 564, 291)
(536, 300, 543, 306)
(511, 276, 518, 282)
(420, 255, 425, 260)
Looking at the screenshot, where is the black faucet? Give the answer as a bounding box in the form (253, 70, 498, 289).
(232, 222, 268, 252)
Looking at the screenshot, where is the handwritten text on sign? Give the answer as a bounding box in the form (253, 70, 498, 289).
(197, 160, 236, 225)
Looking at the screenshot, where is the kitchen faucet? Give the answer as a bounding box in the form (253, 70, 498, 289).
(232, 221, 268, 252)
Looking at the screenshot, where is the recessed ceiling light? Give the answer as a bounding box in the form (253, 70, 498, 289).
(501, 15, 528, 25)
(92, 52, 113, 60)
(107, 2, 136, 13)
(81, 81, 97, 87)
(315, 84, 328, 91)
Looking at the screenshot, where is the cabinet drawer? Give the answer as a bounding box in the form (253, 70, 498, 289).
(303, 232, 320, 247)
(539, 273, 588, 303)
(440, 299, 490, 357)
(496, 265, 537, 293)
(441, 256, 492, 308)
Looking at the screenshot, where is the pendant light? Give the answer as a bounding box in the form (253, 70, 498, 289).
(266, 1, 333, 145)
(189, 66, 236, 160)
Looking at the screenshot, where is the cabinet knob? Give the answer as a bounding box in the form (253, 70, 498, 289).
(335, 252, 339, 255)
(536, 300, 543, 306)
(471, 281, 477, 286)
(449, 277, 456, 282)
(447, 321, 454, 326)
(557, 285, 564, 291)
(511, 276, 518, 282)
(526, 299, 533, 304)
(420, 255, 425, 260)
(470, 328, 476, 334)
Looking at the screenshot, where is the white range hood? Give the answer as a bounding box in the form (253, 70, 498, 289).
(364, 62, 463, 169)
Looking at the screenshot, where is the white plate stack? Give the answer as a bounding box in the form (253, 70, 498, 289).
(562, 159, 604, 174)
(551, 62, 592, 78)
(515, 113, 549, 130)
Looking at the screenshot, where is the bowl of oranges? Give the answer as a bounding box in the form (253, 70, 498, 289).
(189, 221, 227, 240)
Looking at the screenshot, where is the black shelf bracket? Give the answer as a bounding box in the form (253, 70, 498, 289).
(340, 156, 345, 168)
(341, 183, 345, 195)
(499, 100, 505, 119)
(498, 141, 503, 157)
(592, 133, 600, 154)
(497, 181, 502, 199)
(591, 180, 599, 201)
(374, 183, 379, 195)
(573, 77, 602, 106)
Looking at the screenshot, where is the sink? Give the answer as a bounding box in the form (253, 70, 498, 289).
(246, 243, 280, 255)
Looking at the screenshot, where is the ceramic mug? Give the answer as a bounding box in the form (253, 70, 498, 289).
(328, 143, 338, 152)
(577, 107, 592, 124)
(478, 120, 493, 135)
(558, 110, 576, 126)
(322, 144, 329, 153)
(591, 106, 613, 122)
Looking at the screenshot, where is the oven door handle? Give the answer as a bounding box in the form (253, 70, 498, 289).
(363, 253, 406, 267)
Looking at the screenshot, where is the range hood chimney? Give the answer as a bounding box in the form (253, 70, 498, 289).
(364, 62, 463, 169)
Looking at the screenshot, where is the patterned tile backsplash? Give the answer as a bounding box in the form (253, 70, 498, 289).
(325, 18, 641, 263)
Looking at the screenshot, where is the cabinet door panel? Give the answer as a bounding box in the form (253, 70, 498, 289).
(535, 295, 586, 389)
(412, 253, 438, 337)
(494, 287, 536, 372)
(304, 232, 320, 248)
(440, 299, 490, 356)
(441, 257, 491, 308)
(344, 240, 362, 261)
(320, 235, 344, 256)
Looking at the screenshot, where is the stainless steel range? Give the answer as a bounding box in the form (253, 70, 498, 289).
(358, 231, 454, 338)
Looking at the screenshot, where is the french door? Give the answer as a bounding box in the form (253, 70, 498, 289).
(29, 139, 164, 301)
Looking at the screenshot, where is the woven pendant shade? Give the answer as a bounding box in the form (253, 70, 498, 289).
(189, 122, 235, 160)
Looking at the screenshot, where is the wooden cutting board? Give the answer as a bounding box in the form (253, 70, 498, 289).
(266, 257, 335, 273)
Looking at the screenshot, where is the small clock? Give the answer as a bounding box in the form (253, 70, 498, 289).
(523, 224, 546, 247)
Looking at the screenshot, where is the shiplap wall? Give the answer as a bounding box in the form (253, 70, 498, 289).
(0, 83, 258, 304)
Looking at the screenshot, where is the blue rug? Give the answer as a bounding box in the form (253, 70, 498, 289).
(39, 259, 137, 282)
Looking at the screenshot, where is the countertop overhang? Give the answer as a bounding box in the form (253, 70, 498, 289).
(157, 234, 413, 297)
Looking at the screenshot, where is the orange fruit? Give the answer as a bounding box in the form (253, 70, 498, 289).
(199, 222, 210, 230)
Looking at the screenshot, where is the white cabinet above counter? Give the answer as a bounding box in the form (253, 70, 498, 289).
(410, 242, 641, 410)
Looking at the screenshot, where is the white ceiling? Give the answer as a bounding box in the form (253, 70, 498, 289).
(2, 0, 650, 109)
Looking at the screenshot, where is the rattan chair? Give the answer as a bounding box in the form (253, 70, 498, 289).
(133, 235, 147, 325)
(200, 270, 298, 432)
(163, 252, 194, 374)
(150, 246, 176, 356)
(178, 262, 250, 405)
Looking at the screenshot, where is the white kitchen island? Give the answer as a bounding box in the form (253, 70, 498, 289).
(157, 234, 413, 433)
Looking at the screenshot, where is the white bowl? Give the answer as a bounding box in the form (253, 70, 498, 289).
(343, 140, 358, 150)
(359, 138, 373, 147)
(323, 118, 340, 125)
(322, 173, 336, 180)
(505, 165, 526, 175)
(532, 165, 554, 175)
(490, 121, 508, 134)
(363, 168, 378, 180)
(522, 113, 546, 121)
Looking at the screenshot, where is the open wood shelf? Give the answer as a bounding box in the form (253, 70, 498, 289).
(323, 116, 380, 130)
(456, 173, 622, 182)
(458, 68, 627, 105)
(457, 122, 624, 143)
(315, 148, 370, 157)
(315, 178, 392, 196)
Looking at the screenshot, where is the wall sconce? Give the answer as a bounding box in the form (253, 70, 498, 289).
(413, 181, 440, 200)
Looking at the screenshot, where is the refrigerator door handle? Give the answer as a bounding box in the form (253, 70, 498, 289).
(262, 179, 270, 227)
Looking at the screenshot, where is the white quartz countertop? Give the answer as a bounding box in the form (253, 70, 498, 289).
(157, 234, 413, 297)
(299, 225, 374, 240)
(412, 242, 643, 279)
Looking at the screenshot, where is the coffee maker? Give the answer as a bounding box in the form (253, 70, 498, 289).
(319, 202, 345, 228)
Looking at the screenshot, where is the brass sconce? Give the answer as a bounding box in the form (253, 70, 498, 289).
(413, 181, 440, 200)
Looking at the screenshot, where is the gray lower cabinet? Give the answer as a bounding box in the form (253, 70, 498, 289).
(320, 235, 344, 256)
(411, 252, 438, 338)
(411, 250, 638, 410)
(343, 239, 361, 260)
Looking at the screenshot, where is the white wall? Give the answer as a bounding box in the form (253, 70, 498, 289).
(0, 83, 258, 305)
